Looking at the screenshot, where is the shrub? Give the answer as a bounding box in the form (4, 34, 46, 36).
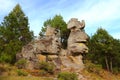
(85, 60, 102, 75)
(38, 61, 55, 74)
(15, 58, 27, 69)
(17, 69, 28, 76)
(112, 67, 120, 74)
(39, 70, 47, 76)
(57, 72, 78, 80)
(0, 53, 12, 63)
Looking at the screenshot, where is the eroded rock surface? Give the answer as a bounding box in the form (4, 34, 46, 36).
(67, 18, 88, 56)
(16, 18, 89, 74)
(16, 25, 61, 69)
(59, 18, 89, 72)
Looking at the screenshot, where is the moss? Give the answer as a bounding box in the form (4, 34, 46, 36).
(57, 72, 78, 80)
(38, 61, 55, 74)
(15, 58, 27, 69)
(17, 69, 28, 76)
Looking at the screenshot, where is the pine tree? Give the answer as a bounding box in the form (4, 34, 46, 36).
(87, 28, 120, 73)
(39, 15, 69, 48)
(0, 4, 34, 63)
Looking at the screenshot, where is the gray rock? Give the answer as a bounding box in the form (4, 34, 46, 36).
(16, 18, 89, 73)
(67, 18, 85, 30)
(16, 26, 61, 69)
(65, 18, 89, 72)
(67, 18, 88, 56)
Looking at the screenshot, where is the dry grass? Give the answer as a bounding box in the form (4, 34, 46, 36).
(0, 76, 53, 80)
(1, 63, 120, 80)
(81, 60, 120, 80)
(0, 63, 54, 80)
(81, 69, 120, 80)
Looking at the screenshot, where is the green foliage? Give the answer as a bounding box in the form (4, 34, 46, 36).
(57, 72, 78, 80)
(15, 58, 27, 69)
(0, 4, 33, 64)
(38, 61, 55, 74)
(86, 28, 120, 73)
(85, 60, 102, 75)
(112, 66, 120, 74)
(17, 69, 28, 76)
(39, 15, 69, 49)
(0, 53, 12, 63)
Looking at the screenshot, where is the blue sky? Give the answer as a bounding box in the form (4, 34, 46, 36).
(0, 0, 120, 39)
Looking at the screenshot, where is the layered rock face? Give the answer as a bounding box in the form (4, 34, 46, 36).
(35, 25, 61, 55)
(16, 18, 88, 72)
(16, 25, 61, 69)
(67, 18, 88, 56)
(60, 18, 88, 72)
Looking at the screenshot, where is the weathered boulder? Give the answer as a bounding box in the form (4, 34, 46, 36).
(60, 56, 84, 72)
(67, 18, 85, 30)
(67, 29, 88, 55)
(68, 43, 88, 56)
(16, 18, 89, 75)
(16, 42, 39, 69)
(62, 18, 89, 72)
(68, 30, 88, 44)
(67, 18, 88, 56)
(16, 26, 61, 70)
(38, 25, 61, 54)
(16, 42, 37, 61)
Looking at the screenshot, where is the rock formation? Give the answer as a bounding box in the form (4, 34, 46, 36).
(67, 18, 88, 55)
(16, 25, 61, 69)
(59, 18, 88, 72)
(16, 18, 88, 74)
(35, 25, 61, 55)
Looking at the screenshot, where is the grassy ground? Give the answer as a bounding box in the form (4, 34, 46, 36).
(0, 63, 54, 80)
(0, 62, 120, 80)
(0, 76, 53, 80)
(81, 69, 120, 80)
(81, 61, 120, 80)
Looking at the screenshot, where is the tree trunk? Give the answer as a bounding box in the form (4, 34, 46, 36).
(105, 56, 109, 71)
(46, 55, 48, 62)
(110, 58, 113, 73)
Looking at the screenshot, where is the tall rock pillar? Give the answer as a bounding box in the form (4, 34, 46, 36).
(67, 18, 88, 70)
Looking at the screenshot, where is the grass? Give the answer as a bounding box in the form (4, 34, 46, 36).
(0, 76, 54, 80)
(0, 63, 54, 80)
(1, 62, 120, 80)
(77, 60, 120, 80)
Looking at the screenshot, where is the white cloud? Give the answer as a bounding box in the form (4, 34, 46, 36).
(0, 0, 17, 23)
(0, 0, 16, 13)
(68, 0, 120, 24)
(66, 0, 120, 39)
(0, 0, 119, 39)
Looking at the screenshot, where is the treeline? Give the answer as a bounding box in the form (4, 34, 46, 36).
(40, 15, 120, 73)
(39, 15, 70, 49)
(0, 4, 120, 73)
(0, 4, 34, 64)
(86, 28, 120, 73)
